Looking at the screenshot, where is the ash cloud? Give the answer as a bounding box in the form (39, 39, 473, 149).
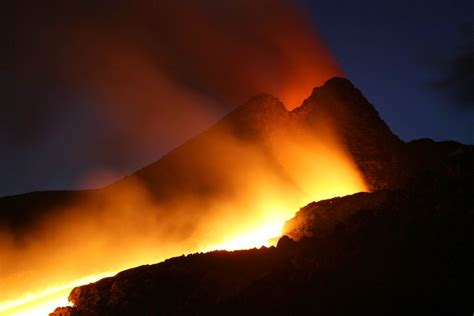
(0, 0, 340, 196)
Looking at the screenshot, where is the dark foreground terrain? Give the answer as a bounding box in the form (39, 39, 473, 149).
(50, 79, 473, 315)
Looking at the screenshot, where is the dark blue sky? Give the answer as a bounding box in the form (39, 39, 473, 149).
(300, 0, 473, 143)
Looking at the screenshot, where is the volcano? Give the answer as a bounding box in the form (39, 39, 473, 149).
(0, 78, 472, 315)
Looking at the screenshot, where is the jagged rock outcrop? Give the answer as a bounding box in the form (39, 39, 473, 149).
(293, 78, 405, 190)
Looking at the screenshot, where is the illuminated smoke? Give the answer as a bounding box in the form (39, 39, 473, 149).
(0, 96, 367, 315)
(0, 1, 353, 314)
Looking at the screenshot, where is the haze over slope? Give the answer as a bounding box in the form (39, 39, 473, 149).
(0, 78, 366, 313)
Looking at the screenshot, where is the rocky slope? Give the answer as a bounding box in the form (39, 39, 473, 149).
(52, 146, 473, 315)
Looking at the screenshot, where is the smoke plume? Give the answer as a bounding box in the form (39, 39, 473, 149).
(1, 0, 341, 196)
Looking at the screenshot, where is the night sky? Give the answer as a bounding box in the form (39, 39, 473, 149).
(1, 0, 472, 197)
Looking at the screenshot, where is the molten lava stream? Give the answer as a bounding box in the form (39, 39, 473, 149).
(0, 272, 115, 316)
(0, 219, 286, 316)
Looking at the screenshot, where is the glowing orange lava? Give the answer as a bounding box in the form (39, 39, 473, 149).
(0, 272, 115, 316)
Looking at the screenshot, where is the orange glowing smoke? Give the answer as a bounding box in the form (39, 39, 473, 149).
(40, 0, 342, 176)
(0, 1, 354, 315)
(0, 98, 367, 315)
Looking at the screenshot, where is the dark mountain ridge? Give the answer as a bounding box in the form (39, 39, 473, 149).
(0, 78, 465, 232)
